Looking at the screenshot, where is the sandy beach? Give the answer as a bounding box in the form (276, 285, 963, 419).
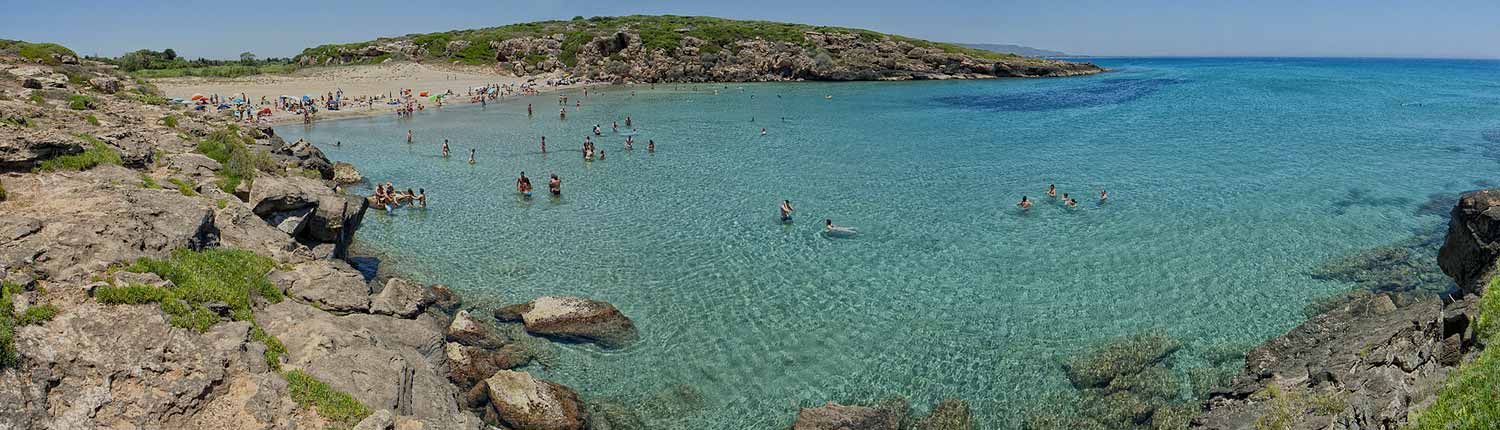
(151, 62, 572, 124)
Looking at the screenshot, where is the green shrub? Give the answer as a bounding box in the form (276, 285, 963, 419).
(160, 115, 178, 128)
(0, 281, 19, 367)
(67, 95, 95, 110)
(125, 91, 168, 106)
(216, 199, 228, 209)
(16, 304, 58, 326)
(1, 115, 30, 128)
(29, 93, 44, 105)
(95, 248, 279, 331)
(284, 370, 371, 425)
(1475, 276, 1500, 343)
(84, 114, 99, 126)
(0, 180, 7, 202)
(196, 127, 267, 193)
(168, 178, 197, 196)
(35, 135, 122, 172)
(251, 326, 286, 370)
(140, 174, 160, 189)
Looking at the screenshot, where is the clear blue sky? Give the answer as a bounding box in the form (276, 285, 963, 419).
(3, 0, 1497, 60)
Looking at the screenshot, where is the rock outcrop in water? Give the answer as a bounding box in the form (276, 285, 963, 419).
(296, 16, 1103, 83)
(495, 295, 640, 349)
(1190, 189, 1499, 430)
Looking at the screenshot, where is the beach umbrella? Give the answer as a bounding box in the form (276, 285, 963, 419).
(190, 94, 205, 101)
(257, 108, 272, 115)
(419, 91, 429, 97)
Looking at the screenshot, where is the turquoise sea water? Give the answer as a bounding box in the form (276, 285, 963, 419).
(279, 57, 1500, 428)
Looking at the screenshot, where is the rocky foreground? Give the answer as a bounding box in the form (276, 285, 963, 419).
(299, 16, 1104, 83)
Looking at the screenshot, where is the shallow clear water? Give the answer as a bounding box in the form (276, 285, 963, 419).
(279, 57, 1500, 428)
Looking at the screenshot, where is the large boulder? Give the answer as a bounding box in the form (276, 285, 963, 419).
(1438, 188, 1500, 294)
(333, 162, 364, 185)
(304, 194, 368, 247)
(445, 342, 532, 388)
(268, 260, 372, 313)
(447, 310, 504, 349)
(484, 371, 585, 430)
(500, 296, 638, 349)
(793, 403, 901, 430)
(371, 278, 435, 318)
(88, 76, 121, 94)
(248, 175, 325, 216)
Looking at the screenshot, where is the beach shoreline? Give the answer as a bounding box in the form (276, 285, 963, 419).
(151, 61, 587, 125)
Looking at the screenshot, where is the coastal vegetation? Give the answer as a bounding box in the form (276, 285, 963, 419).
(0, 39, 78, 65)
(1411, 275, 1500, 429)
(0, 281, 20, 367)
(196, 126, 274, 193)
(96, 248, 280, 331)
(284, 370, 372, 426)
(34, 135, 122, 172)
(94, 48, 299, 78)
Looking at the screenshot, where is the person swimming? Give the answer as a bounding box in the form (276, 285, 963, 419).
(468, 148, 476, 165)
(1100, 190, 1109, 203)
(593, 124, 602, 136)
(549, 174, 561, 196)
(648, 140, 655, 153)
(780, 200, 794, 222)
(1017, 196, 1032, 209)
(824, 219, 857, 235)
(598, 149, 605, 160)
(612, 121, 619, 133)
(442, 139, 450, 157)
(560, 107, 567, 119)
(625, 135, 634, 150)
(1066, 198, 1079, 208)
(1061, 193, 1070, 204)
(1047, 184, 1057, 198)
(761, 128, 767, 136)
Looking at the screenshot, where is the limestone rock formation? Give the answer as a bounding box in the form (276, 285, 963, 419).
(371, 277, 435, 318)
(483, 371, 586, 430)
(269, 259, 372, 313)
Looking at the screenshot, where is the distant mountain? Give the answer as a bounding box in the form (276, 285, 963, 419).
(959, 43, 1068, 58)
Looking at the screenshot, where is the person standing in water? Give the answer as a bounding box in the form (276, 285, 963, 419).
(407, 130, 413, 144)
(780, 200, 794, 222)
(625, 116, 632, 127)
(1017, 196, 1032, 209)
(761, 128, 767, 136)
(442, 139, 450, 157)
(540, 136, 547, 153)
(1099, 190, 1109, 203)
(528, 103, 533, 116)
(560, 107, 567, 119)
(468, 148, 476, 165)
(516, 172, 533, 196)
(648, 140, 655, 153)
(549, 174, 561, 196)
(612, 121, 619, 133)
(1047, 184, 1057, 198)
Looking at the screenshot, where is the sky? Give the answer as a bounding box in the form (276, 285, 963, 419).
(3, 0, 1498, 60)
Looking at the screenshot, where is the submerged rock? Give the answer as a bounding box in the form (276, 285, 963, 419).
(1064, 334, 1181, 389)
(484, 370, 586, 430)
(914, 398, 972, 430)
(499, 296, 639, 349)
(333, 161, 364, 184)
(793, 402, 901, 430)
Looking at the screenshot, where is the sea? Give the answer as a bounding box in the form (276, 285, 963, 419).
(278, 57, 1500, 429)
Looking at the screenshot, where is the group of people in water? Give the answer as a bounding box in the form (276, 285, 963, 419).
(1016, 184, 1108, 210)
(372, 181, 427, 210)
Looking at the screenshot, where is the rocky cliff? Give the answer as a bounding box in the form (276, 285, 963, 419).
(296, 15, 1104, 83)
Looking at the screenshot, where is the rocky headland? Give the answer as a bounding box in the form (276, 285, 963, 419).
(295, 15, 1104, 83)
